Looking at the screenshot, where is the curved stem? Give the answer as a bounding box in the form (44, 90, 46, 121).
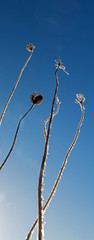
(0, 51, 33, 125)
(43, 104, 84, 211)
(38, 68, 59, 240)
(26, 102, 84, 240)
(43, 97, 60, 141)
(0, 104, 34, 170)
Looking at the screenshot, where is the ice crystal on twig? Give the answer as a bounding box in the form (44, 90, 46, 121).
(43, 97, 61, 140)
(55, 57, 69, 75)
(75, 94, 85, 104)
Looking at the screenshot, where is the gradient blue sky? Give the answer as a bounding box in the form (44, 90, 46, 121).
(0, 0, 94, 239)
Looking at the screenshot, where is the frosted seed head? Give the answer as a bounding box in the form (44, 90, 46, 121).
(26, 43, 35, 52)
(55, 57, 61, 69)
(55, 57, 69, 75)
(76, 94, 85, 104)
(30, 92, 43, 105)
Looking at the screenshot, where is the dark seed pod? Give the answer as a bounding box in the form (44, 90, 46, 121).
(30, 92, 43, 105)
(26, 43, 35, 52)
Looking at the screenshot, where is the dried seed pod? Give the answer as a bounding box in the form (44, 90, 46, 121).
(76, 94, 85, 104)
(30, 92, 43, 105)
(55, 57, 69, 75)
(26, 43, 35, 52)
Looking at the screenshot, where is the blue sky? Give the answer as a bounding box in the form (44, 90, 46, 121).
(0, 0, 94, 239)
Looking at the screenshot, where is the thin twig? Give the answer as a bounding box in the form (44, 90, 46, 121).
(43, 97, 61, 140)
(0, 45, 34, 125)
(38, 67, 59, 240)
(0, 92, 43, 170)
(0, 105, 34, 170)
(43, 98, 85, 211)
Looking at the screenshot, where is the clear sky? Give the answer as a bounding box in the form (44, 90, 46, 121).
(0, 0, 94, 239)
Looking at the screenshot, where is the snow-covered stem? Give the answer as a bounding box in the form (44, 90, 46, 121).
(43, 97, 60, 141)
(0, 104, 34, 170)
(43, 97, 85, 211)
(26, 94, 85, 240)
(38, 67, 59, 240)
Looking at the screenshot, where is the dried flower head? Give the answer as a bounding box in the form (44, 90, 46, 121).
(75, 94, 85, 104)
(26, 43, 35, 52)
(30, 92, 43, 105)
(55, 57, 69, 75)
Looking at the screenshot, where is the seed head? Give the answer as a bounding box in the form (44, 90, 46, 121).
(30, 92, 43, 105)
(55, 57, 69, 75)
(26, 43, 35, 52)
(75, 94, 85, 104)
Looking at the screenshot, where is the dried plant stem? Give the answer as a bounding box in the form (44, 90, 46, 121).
(43, 103, 84, 210)
(0, 51, 33, 125)
(0, 104, 34, 170)
(43, 97, 60, 140)
(26, 100, 85, 240)
(38, 68, 59, 240)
